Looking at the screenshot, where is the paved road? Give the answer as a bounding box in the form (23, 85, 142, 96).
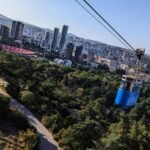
(9, 99, 61, 150)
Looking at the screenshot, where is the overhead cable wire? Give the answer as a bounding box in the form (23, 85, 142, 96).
(83, 0, 136, 51)
(74, 0, 131, 50)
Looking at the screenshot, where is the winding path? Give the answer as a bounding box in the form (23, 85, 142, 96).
(9, 99, 61, 150)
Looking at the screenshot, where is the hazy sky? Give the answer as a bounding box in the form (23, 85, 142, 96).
(0, 0, 150, 53)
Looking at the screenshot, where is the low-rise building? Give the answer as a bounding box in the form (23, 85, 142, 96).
(54, 58, 72, 67)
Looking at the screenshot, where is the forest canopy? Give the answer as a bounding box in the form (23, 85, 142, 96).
(0, 51, 150, 150)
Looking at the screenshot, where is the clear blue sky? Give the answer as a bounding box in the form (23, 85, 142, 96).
(0, 0, 150, 53)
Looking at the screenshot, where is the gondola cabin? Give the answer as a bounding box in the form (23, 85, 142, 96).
(115, 75, 142, 108)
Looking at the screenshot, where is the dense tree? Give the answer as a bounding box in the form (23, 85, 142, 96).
(0, 94, 10, 110)
(19, 129, 39, 150)
(0, 94, 10, 119)
(0, 51, 150, 149)
(59, 119, 102, 149)
(21, 91, 36, 104)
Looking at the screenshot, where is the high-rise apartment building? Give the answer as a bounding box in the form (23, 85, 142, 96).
(59, 25, 68, 52)
(75, 45, 83, 61)
(65, 43, 74, 60)
(10, 21, 24, 40)
(44, 31, 50, 48)
(10, 21, 17, 39)
(51, 28, 59, 51)
(0, 25, 10, 40)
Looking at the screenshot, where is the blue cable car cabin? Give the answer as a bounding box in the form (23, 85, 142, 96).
(115, 75, 142, 108)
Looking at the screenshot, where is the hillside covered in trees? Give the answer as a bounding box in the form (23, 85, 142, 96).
(0, 51, 150, 150)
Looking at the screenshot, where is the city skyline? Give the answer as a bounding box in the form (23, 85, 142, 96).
(0, 0, 150, 54)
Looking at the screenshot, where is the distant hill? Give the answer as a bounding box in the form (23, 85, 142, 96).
(0, 14, 47, 39)
(0, 14, 135, 49)
(0, 14, 12, 20)
(0, 14, 12, 28)
(0, 14, 149, 57)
